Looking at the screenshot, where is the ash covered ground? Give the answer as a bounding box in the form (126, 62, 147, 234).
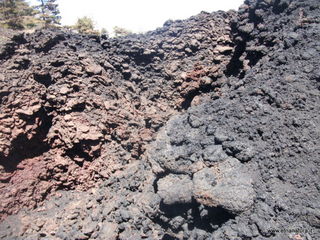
(0, 0, 319, 239)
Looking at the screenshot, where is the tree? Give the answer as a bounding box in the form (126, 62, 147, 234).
(0, 0, 36, 29)
(100, 27, 108, 36)
(73, 16, 99, 35)
(36, 0, 61, 27)
(113, 26, 132, 37)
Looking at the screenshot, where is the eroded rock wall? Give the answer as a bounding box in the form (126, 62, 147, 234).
(0, 10, 236, 220)
(0, 0, 319, 239)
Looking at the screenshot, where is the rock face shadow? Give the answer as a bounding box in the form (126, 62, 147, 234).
(156, 200, 235, 234)
(0, 108, 52, 173)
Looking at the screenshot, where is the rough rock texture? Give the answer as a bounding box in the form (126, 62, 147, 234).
(0, 10, 235, 220)
(192, 158, 255, 214)
(1, 0, 320, 239)
(157, 174, 193, 205)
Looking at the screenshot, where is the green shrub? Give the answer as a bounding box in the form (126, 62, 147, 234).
(73, 16, 99, 34)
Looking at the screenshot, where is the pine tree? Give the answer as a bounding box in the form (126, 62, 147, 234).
(37, 0, 61, 27)
(0, 0, 35, 29)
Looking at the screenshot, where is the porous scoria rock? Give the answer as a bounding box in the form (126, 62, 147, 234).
(0, 8, 236, 221)
(0, 0, 320, 239)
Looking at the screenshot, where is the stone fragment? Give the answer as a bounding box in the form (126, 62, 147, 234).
(238, 23, 254, 34)
(63, 114, 72, 121)
(59, 86, 70, 95)
(82, 222, 97, 235)
(103, 60, 114, 70)
(223, 141, 255, 162)
(188, 114, 203, 128)
(189, 39, 200, 49)
(202, 144, 228, 165)
(215, 45, 233, 53)
(77, 124, 90, 133)
(137, 192, 161, 219)
(193, 158, 255, 214)
(85, 64, 103, 75)
(214, 128, 230, 143)
(16, 108, 35, 116)
(157, 174, 193, 205)
(98, 222, 118, 240)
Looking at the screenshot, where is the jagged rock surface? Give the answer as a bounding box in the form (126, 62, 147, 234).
(0, 0, 320, 239)
(0, 10, 235, 221)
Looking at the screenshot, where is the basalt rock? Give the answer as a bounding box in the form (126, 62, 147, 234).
(0, 0, 319, 239)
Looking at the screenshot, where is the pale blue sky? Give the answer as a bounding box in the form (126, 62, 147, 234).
(28, 0, 244, 33)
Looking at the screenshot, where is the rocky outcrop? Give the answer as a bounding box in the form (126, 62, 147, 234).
(0, 9, 237, 221)
(0, 0, 319, 239)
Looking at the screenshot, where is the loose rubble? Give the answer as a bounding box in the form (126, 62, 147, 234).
(0, 0, 319, 239)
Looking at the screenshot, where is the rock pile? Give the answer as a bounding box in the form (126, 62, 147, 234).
(0, 0, 319, 239)
(0, 9, 236, 221)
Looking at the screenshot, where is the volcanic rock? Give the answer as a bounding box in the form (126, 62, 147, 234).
(0, 0, 319, 239)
